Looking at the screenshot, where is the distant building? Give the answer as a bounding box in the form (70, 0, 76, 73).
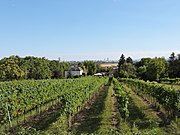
(65, 66, 83, 78)
(94, 73, 103, 76)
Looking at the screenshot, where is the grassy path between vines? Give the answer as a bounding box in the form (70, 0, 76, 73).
(71, 86, 108, 134)
(97, 85, 119, 134)
(123, 86, 167, 134)
(71, 85, 119, 134)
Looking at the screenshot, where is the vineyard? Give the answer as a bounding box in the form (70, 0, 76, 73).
(0, 77, 108, 134)
(0, 77, 180, 134)
(119, 78, 180, 118)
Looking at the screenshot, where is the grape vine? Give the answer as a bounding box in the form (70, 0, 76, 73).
(0, 77, 108, 127)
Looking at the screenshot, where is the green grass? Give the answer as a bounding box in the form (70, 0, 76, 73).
(121, 86, 166, 134)
(97, 85, 119, 133)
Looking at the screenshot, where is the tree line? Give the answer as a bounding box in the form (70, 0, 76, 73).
(0, 55, 102, 81)
(116, 52, 180, 81)
(0, 56, 69, 81)
(1, 52, 179, 82)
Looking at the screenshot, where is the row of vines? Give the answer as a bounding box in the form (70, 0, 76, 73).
(119, 78, 180, 118)
(0, 77, 108, 129)
(112, 78, 130, 121)
(159, 78, 180, 84)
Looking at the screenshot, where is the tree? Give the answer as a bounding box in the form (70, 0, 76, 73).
(118, 54, 125, 72)
(178, 54, 180, 60)
(78, 62, 83, 68)
(0, 55, 70, 81)
(126, 57, 133, 64)
(146, 57, 167, 81)
(135, 58, 152, 80)
(135, 58, 151, 67)
(23, 56, 52, 79)
(78, 62, 87, 75)
(168, 52, 180, 78)
(49, 61, 69, 78)
(83, 61, 97, 75)
(169, 52, 176, 62)
(116, 54, 136, 78)
(0, 56, 25, 80)
(119, 63, 136, 78)
(49, 60, 60, 78)
(137, 65, 147, 80)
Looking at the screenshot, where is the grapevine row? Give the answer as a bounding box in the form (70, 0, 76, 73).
(112, 78, 129, 120)
(119, 78, 180, 118)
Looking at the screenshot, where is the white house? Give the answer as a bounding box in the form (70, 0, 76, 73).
(65, 66, 83, 78)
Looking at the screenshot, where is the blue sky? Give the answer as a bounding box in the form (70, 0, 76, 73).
(0, 0, 180, 61)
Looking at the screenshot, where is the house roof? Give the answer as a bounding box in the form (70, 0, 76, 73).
(68, 66, 83, 71)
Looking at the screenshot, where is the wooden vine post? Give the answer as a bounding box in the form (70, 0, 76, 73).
(6, 102, 12, 128)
